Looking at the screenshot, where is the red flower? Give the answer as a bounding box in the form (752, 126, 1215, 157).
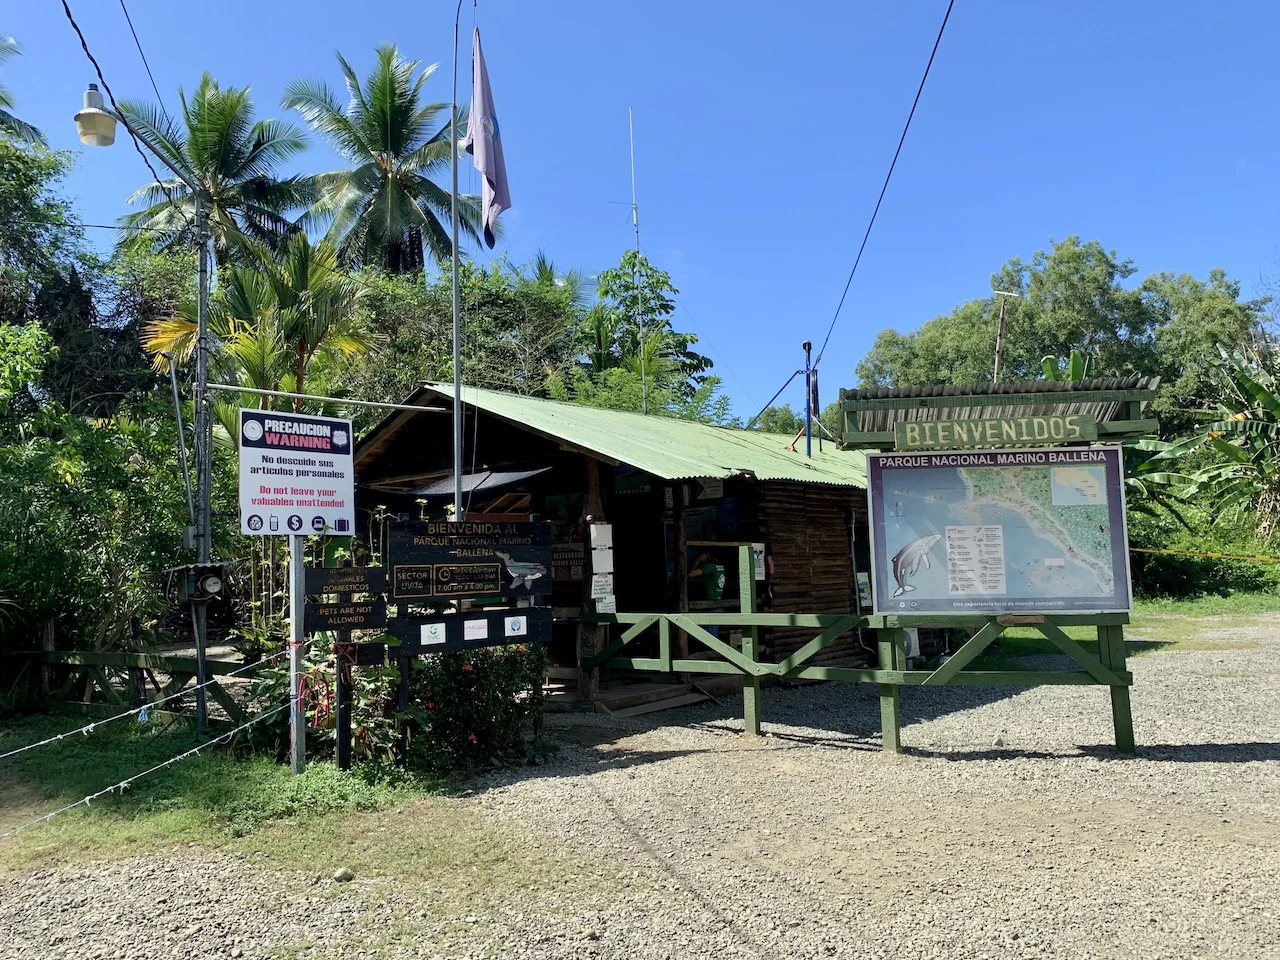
(514, 644, 525, 652)
(426, 701, 435, 709)
(467, 733, 478, 744)
(461, 663, 474, 672)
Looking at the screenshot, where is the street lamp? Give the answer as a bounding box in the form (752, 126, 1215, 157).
(74, 83, 214, 732)
(73, 84, 116, 146)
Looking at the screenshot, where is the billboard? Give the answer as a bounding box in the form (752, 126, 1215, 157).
(867, 446, 1131, 615)
(239, 409, 354, 536)
(388, 520, 552, 601)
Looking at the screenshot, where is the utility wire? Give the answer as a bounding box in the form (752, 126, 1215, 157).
(59, 0, 189, 230)
(117, 0, 166, 110)
(1, 703, 290, 839)
(813, 0, 957, 368)
(744, 370, 802, 430)
(0, 648, 291, 763)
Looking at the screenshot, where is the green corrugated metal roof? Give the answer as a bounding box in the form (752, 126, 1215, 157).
(417, 384, 866, 487)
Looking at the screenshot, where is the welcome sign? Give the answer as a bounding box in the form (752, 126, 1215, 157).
(894, 414, 1097, 451)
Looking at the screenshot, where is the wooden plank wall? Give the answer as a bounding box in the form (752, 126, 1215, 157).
(758, 481, 870, 667)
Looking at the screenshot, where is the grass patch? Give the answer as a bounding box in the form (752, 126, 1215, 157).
(0, 713, 425, 871)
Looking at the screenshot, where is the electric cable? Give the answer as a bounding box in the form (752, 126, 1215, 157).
(743, 370, 802, 430)
(117, 0, 166, 110)
(813, 0, 957, 368)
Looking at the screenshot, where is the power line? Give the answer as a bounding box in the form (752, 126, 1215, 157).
(0, 648, 290, 764)
(58, 0, 189, 230)
(813, 0, 957, 368)
(1, 702, 289, 839)
(117, 0, 166, 110)
(744, 369, 802, 430)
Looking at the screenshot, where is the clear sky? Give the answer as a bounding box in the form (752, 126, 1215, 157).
(5, 1, 1279, 419)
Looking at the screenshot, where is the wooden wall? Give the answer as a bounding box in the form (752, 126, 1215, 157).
(757, 481, 871, 667)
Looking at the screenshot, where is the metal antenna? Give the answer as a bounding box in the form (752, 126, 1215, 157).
(629, 106, 647, 415)
(992, 291, 1020, 382)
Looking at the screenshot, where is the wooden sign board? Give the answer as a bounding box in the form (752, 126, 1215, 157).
(385, 607, 552, 655)
(304, 566, 389, 596)
(894, 414, 1097, 451)
(388, 520, 552, 601)
(304, 600, 387, 633)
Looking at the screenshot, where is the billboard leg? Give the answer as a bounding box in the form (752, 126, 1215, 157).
(878, 628, 903, 753)
(289, 534, 306, 775)
(1100, 624, 1135, 754)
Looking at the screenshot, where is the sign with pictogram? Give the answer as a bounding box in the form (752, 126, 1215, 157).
(239, 409, 354, 536)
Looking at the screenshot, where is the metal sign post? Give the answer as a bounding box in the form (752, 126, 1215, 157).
(289, 534, 306, 775)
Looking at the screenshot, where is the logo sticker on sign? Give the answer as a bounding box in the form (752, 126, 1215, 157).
(504, 615, 527, 637)
(464, 619, 489, 641)
(420, 623, 447, 646)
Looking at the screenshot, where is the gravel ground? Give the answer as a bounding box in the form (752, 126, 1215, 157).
(3, 624, 1278, 960)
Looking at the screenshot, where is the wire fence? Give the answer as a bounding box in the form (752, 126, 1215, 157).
(1, 702, 290, 840)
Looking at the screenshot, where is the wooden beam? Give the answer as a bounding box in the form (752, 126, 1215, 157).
(922, 621, 1005, 686)
(1036, 621, 1126, 686)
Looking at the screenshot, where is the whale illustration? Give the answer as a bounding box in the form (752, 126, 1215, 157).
(890, 534, 941, 597)
(496, 551, 548, 589)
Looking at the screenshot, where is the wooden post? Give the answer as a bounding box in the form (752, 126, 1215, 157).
(673, 483, 690, 673)
(1099, 623, 1136, 754)
(395, 656, 410, 765)
(40, 620, 55, 698)
(739, 545, 761, 736)
(878, 627, 903, 753)
(577, 456, 606, 702)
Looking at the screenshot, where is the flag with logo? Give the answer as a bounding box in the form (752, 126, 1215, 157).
(464, 29, 510, 248)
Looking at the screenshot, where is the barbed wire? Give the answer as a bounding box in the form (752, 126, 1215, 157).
(1, 702, 290, 840)
(0, 647, 293, 764)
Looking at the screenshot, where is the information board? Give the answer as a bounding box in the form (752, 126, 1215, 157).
(385, 607, 552, 655)
(867, 446, 1131, 615)
(388, 520, 552, 601)
(239, 409, 354, 536)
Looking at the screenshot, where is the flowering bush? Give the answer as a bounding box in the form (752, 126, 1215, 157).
(403, 643, 549, 774)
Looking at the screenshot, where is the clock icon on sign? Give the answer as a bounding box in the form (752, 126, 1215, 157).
(242, 419, 263, 442)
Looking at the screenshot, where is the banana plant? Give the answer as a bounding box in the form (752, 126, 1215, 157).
(1041, 349, 1094, 381)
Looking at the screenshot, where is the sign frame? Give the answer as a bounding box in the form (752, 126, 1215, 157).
(387, 520, 552, 602)
(866, 445, 1133, 616)
(238, 408, 355, 537)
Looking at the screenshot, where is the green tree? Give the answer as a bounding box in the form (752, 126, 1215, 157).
(752, 404, 804, 435)
(0, 34, 44, 145)
(855, 237, 1267, 436)
(0, 141, 81, 325)
(118, 74, 309, 260)
(284, 45, 483, 272)
(547, 367, 734, 425)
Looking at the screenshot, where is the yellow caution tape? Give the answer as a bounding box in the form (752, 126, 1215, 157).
(1129, 547, 1280, 563)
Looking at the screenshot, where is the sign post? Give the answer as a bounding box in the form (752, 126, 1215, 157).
(237, 408, 356, 775)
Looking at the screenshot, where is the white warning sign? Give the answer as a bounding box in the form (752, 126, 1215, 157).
(238, 409, 355, 536)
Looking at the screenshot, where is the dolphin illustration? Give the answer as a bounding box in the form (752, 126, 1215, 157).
(495, 552, 548, 589)
(890, 534, 941, 597)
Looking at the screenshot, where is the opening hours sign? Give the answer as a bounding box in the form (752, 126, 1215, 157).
(239, 408, 355, 536)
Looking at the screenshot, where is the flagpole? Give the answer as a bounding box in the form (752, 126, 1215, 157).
(450, 0, 465, 521)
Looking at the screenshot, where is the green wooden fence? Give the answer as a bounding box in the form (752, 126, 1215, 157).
(584, 545, 1134, 753)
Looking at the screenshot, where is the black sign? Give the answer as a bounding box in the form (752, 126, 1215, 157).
(388, 521, 552, 600)
(304, 566, 389, 596)
(385, 607, 552, 655)
(303, 600, 387, 633)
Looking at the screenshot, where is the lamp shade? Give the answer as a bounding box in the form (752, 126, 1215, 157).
(74, 84, 117, 147)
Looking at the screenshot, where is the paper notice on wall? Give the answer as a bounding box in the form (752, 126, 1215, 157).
(589, 524, 613, 549)
(751, 543, 766, 580)
(591, 547, 615, 573)
(945, 525, 1007, 595)
(590, 573, 614, 599)
(595, 595, 617, 614)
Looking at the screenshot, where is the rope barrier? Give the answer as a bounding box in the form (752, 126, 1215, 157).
(1, 703, 290, 839)
(0, 647, 293, 763)
(1130, 547, 1280, 564)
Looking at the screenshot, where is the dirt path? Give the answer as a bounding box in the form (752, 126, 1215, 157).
(3, 616, 1279, 959)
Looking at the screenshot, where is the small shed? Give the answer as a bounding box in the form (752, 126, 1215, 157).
(354, 384, 872, 698)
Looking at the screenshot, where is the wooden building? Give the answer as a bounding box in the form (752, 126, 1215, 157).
(355, 385, 871, 701)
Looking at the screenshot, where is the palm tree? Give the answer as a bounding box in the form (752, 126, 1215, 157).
(0, 34, 44, 145)
(143, 235, 370, 431)
(283, 45, 483, 273)
(118, 74, 308, 261)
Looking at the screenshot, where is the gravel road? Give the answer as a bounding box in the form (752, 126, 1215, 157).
(3, 622, 1278, 960)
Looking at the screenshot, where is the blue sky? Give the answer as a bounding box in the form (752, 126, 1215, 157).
(6, 1, 1279, 419)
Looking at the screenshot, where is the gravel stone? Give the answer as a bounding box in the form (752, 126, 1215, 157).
(3, 628, 1277, 959)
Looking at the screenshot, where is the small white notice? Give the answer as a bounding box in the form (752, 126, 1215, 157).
(420, 622, 447, 646)
(752, 543, 766, 580)
(945, 525, 1007, 595)
(589, 523, 614, 549)
(238, 408, 354, 536)
(504, 615, 528, 637)
(591, 548, 615, 574)
(590, 573, 614, 600)
(464, 619, 489, 641)
(595, 595, 617, 614)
